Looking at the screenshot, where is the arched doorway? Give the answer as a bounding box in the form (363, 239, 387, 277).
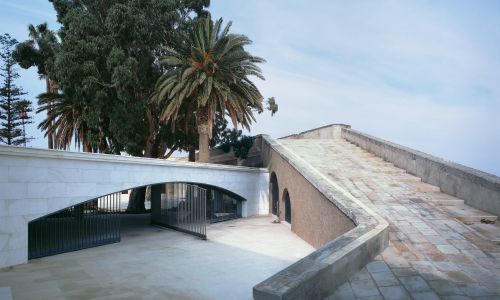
(270, 172, 279, 216)
(283, 189, 291, 224)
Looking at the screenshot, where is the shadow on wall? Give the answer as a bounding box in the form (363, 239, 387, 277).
(27, 182, 247, 260)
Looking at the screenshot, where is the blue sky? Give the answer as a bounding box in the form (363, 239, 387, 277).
(1, 1, 500, 176)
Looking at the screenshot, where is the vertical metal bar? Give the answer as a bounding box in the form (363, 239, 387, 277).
(190, 185, 194, 233)
(104, 195, 107, 241)
(192, 185, 195, 234)
(188, 185, 192, 233)
(194, 186, 200, 233)
(100, 196, 103, 242)
(194, 185, 197, 234)
(204, 189, 206, 236)
(117, 192, 121, 241)
(83, 201, 86, 249)
(91, 199, 94, 246)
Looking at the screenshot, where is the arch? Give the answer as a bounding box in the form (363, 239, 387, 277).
(0, 147, 269, 268)
(270, 172, 279, 216)
(283, 189, 291, 224)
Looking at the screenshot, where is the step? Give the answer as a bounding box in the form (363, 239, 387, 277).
(410, 183, 441, 193)
(421, 193, 465, 206)
(395, 176, 422, 183)
(456, 215, 497, 225)
(427, 199, 465, 206)
(441, 205, 498, 225)
(468, 223, 500, 243)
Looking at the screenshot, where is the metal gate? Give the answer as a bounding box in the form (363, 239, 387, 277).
(151, 183, 207, 239)
(28, 193, 121, 259)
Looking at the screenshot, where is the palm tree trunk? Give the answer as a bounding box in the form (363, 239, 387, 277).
(83, 142, 91, 153)
(197, 106, 211, 163)
(198, 127, 210, 163)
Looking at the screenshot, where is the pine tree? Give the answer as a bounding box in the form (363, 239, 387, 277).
(0, 33, 33, 146)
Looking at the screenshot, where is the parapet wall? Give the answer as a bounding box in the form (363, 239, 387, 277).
(253, 135, 388, 300)
(0, 145, 269, 268)
(342, 128, 500, 217)
(281, 124, 351, 140)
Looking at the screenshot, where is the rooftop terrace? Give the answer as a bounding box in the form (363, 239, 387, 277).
(281, 137, 500, 299)
(1, 124, 499, 300)
(0, 215, 313, 300)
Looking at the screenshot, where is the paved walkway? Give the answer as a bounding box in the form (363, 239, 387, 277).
(0, 215, 314, 300)
(280, 139, 500, 300)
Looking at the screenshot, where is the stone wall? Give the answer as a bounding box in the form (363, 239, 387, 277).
(253, 135, 388, 300)
(0, 145, 269, 269)
(281, 123, 351, 140)
(260, 137, 355, 248)
(342, 128, 500, 217)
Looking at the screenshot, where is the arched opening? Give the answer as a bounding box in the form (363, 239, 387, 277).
(270, 172, 279, 216)
(28, 182, 245, 260)
(283, 189, 291, 224)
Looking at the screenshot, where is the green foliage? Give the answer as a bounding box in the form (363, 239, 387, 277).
(219, 129, 254, 160)
(153, 14, 265, 131)
(36, 92, 98, 151)
(266, 97, 278, 116)
(14, 0, 211, 156)
(13, 23, 58, 77)
(0, 34, 34, 146)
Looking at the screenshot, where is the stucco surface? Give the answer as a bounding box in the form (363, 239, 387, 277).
(0, 145, 269, 268)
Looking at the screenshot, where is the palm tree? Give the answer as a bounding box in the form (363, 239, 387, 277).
(37, 93, 95, 152)
(14, 23, 58, 149)
(153, 15, 265, 163)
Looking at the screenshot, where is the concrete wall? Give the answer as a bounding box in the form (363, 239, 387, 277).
(342, 128, 500, 216)
(0, 145, 269, 269)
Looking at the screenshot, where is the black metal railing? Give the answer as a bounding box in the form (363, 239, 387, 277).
(207, 189, 241, 223)
(152, 183, 207, 239)
(28, 192, 121, 259)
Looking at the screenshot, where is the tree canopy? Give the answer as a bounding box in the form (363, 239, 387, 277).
(0, 34, 34, 146)
(153, 15, 265, 162)
(14, 0, 212, 157)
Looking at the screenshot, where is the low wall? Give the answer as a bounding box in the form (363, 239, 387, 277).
(263, 137, 355, 248)
(203, 135, 264, 167)
(253, 136, 388, 300)
(281, 123, 351, 140)
(342, 128, 500, 217)
(0, 145, 269, 269)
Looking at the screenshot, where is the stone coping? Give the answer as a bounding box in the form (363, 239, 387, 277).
(279, 123, 351, 140)
(253, 136, 389, 300)
(342, 128, 500, 188)
(342, 128, 500, 216)
(0, 145, 267, 173)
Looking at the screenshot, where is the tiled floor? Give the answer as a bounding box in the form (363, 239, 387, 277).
(0, 216, 314, 300)
(280, 139, 500, 300)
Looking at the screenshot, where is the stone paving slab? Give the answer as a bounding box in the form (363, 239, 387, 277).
(279, 139, 500, 300)
(0, 215, 314, 300)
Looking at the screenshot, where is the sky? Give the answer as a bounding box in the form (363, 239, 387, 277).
(1, 0, 499, 176)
